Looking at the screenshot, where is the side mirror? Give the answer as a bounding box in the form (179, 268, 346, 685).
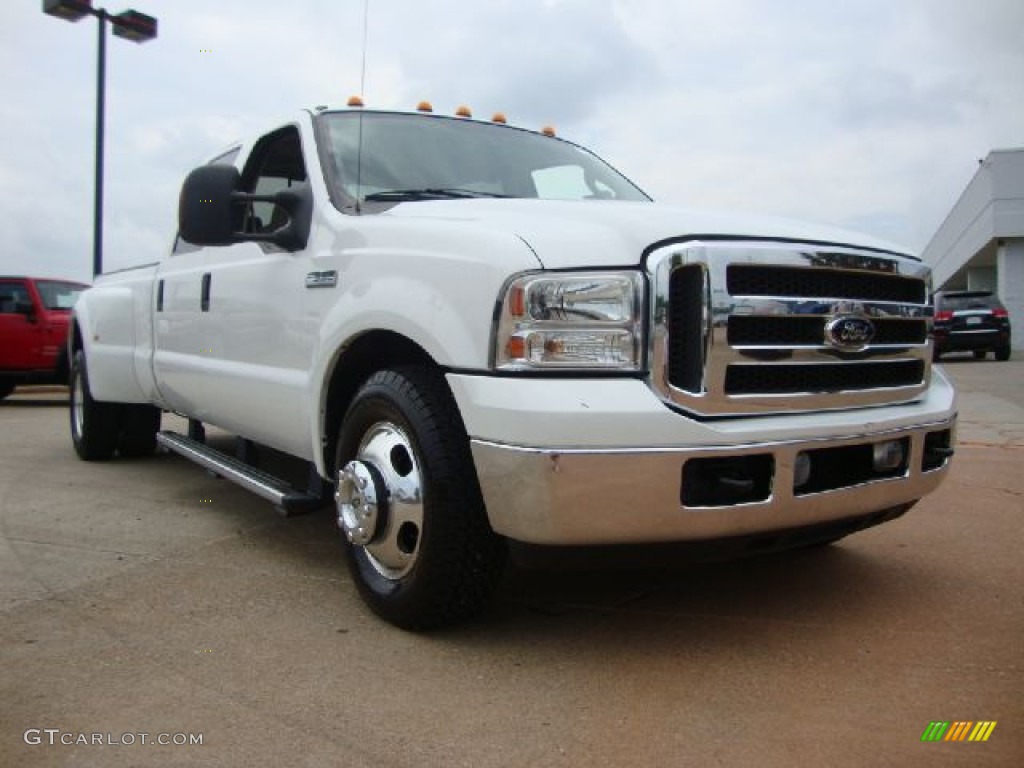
(179, 165, 240, 246)
(178, 165, 313, 251)
(267, 184, 314, 252)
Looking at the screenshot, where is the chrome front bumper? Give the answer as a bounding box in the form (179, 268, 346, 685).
(471, 416, 955, 545)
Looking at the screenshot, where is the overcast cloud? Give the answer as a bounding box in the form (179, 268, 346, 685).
(1, 0, 1021, 282)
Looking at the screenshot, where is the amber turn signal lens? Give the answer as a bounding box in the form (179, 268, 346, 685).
(508, 285, 526, 317)
(506, 336, 527, 360)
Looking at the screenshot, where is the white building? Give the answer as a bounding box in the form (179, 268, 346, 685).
(922, 147, 1024, 350)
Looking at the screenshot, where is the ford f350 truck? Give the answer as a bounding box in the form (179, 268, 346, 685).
(69, 105, 956, 629)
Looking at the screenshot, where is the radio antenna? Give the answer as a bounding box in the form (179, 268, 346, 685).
(354, 0, 370, 213)
(359, 0, 370, 97)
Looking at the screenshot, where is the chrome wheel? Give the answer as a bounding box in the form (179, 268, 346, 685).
(336, 421, 423, 580)
(335, 367, 506, 629)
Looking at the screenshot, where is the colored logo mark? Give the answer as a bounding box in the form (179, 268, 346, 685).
(921, 721, 997, 742)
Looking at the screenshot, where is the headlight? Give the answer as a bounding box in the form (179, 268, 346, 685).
(494, 271, 644, 370)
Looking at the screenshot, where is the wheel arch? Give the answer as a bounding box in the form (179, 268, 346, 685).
(66, 317, 85, 380)
(318, 330, 439, 478)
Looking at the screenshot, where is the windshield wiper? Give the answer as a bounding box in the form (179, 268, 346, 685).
(362, 187, 509, 202)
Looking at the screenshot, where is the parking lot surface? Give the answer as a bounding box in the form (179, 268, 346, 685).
(2, 358, 1022, 767)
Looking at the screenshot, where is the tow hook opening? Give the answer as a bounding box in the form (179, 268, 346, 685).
(681, 454, 774, 507)
(922, 429, 954, 472)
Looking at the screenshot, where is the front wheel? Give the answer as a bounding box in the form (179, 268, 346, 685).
(334, 367, 506, 630)
(69, 349, 121, 460)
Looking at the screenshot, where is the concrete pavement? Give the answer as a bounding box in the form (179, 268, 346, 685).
(1, 361, 1022, 767)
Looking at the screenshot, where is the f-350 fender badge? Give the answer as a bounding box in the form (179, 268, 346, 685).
(305, 270, 338, 289)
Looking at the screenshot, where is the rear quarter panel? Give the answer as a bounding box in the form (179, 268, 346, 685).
(74, 266, 160, 404)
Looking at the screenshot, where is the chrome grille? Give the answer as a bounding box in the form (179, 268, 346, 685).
(727, 264, 927, 303)
(667, 264, 707, 393)
(727, 316, 928, 347)
(722, 360, 926, 395)
(648, 241, 932, 416)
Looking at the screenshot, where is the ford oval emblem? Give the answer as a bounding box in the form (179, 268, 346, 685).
(825, 315, 875, 351)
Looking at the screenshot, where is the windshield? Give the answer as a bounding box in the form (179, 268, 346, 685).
(35, 280, 86, 310)
(317, 111, 650, 208)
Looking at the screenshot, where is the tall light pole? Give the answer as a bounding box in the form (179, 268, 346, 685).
(43, 1, 157, 278)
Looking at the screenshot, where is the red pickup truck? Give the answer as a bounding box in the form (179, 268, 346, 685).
(0, 277, 88, 400)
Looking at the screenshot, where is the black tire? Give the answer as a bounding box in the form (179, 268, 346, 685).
(69, 349, 122, 460)
(118, 404, 162, 457)
(0, 381, 15, 401)
(973, 349, 987, 360)
(995, 345, 1011, 362)
(932, 349, 941, 362)
(334, 367, 506, 630)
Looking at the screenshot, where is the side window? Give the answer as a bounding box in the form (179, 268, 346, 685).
(0, 281, 31, 314)
(210, 147, 241, 167)
(240, 127, 307, 235)
(35, 281, 84, 309)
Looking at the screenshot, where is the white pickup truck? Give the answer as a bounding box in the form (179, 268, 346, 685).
(70, 105, 956, 629)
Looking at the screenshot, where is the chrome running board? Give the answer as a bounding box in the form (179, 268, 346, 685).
(156, 430, 324, 516)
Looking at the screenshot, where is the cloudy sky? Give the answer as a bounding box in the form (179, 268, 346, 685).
(1, 0, 1022, 282)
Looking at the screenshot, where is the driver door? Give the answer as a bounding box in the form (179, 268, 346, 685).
(154, 126, 323, 459)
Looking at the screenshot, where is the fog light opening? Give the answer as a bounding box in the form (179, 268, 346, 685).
(872, 439, 905, 473)
(794, 452, 812, 488)
(681, 454, 773, 507)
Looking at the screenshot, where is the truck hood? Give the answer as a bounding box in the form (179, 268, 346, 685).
(383, 199, 916, 269)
